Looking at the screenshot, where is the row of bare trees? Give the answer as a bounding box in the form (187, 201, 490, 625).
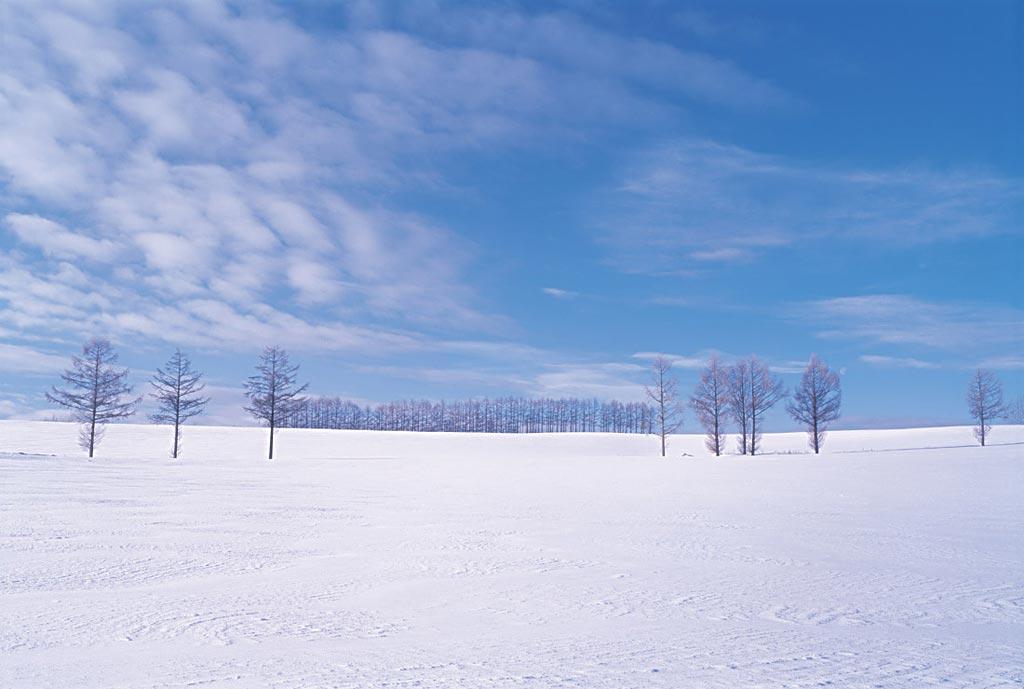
(45, 340, 301, 459)
(47, 339, 210, 458)
(282, 397, 655, 434)
(43, 341, 651, 458)
(646, 353, 842, 457)
(42, 339, 1017, 460)
(649, 353, 1015, 456)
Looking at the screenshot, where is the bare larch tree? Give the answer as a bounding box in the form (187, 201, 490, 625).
(150, 349, 210, 458)
(244, 346, 308, 460)
(747, 356, 786, 456)
(46, 338, 140, 457)
(644, 355, 684, 457)
(726, 359, 751, 454)
(966, 369, 1004, 446)
(691, 356, 729, 456)
(786, 354, 842, 454)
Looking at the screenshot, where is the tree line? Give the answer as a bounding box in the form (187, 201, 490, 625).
(42, 338, 1018, 459)
(280, 397, 655, 434)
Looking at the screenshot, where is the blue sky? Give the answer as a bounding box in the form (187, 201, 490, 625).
(0, 0, 1021, 428)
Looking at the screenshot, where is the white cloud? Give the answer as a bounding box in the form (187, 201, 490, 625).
(5, 213, 120, 261)
(859, 355, 940, 370)
(532, 362, 647, 401)
(632, 351, 709, 369)
(542, 287, 579, 299)
(689, 247, 752, 263)
(350, 355, 649, 402)
(0, 0, 799, 366)
(134, 232, 205, 273)
(260, 198, 331, 251)
(770, 361, 811, 375)
(1, 2, 539, 354)
(598, 139, 1024, 272)
(379, 7, 793, 110)
(800, 296, 1024, 358)
(975, 356, 1024, 371)
(633, 350, 815, 376)
(115, 69, 253, 153)
(353, 364, 533, 391)
(286, 254, 344, 305)
(0, 342, 68, 374)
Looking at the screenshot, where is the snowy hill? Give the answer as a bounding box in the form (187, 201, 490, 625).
(2, 419, 1022, 461)
(1, 421, 1022, 688)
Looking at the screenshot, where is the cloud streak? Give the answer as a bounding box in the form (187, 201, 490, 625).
(597, 139, 1024, 273)
(800, 295, 1024, 349)
(859, 354, 940, 370)
(0, 1, 514, 355)
(0, 2, 790, 361)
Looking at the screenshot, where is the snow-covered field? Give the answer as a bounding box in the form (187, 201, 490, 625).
(2, 421, 1022, 688)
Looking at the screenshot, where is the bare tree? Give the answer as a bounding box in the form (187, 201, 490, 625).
(966, 369, 1004, 446)
(150, 349, 210, 458)
(244, 346, 308, 460)
(786, 354, 842, 454)
(691, 356, 729, 456)
(46, 338, 140, 457)
(747, 356, 786, 456)
(1006, 393, 1024, 425)
(644, 355, 684, 457)
(726, 360, 751, 454)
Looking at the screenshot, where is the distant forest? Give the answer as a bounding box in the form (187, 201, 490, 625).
(281, 397, 656, 434)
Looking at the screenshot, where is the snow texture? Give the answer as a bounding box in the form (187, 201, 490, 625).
(2, 421, 1022, 688)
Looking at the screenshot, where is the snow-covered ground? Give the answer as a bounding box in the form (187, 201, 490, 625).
(2, 421, 1022, 688)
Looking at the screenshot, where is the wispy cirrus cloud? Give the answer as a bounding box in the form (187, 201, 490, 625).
(671, 9, 771, 42)
(381, 6, 795, 111)
(975, 356, 1024, 371)
(542, 287, 580, 300)
(632, 351, 710, 369)
(799, 295, 1024, 351)
(0, 342, 68, 374)
(860, 353, 1024, 372)
(350, 358, 648, 402)
(1, 2, 497, 355)
(689, 247, 754, 263)
(596, 139, 1023, 273)
(0, 1, 788, 364)
(859, 354, 941, 370)
(633, 350, 813, 376)
(5, 214, 121, 262)
(532, 362, 648, 401)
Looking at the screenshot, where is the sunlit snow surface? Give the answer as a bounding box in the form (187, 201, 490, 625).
(2, 421, 1022, 688)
